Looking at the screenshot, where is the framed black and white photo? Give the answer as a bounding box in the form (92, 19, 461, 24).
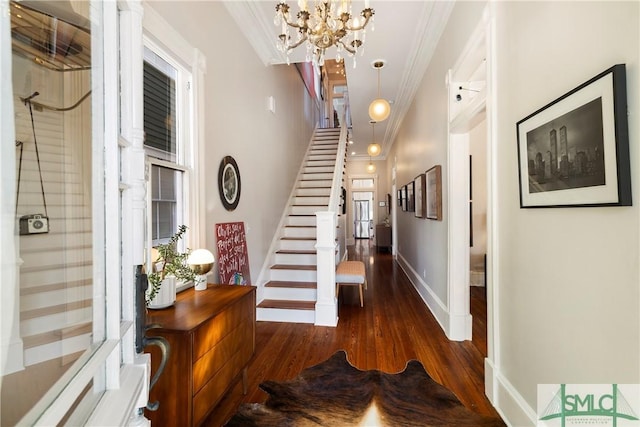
(218, 156, 241, 211)
(426, 165, 442, 220)
(516, 64, 631, 208)
(414, 174, 426, 218)
(401, 185, 407, 212)
(397, 188, 403, 207)
(406, 181, 415, 212)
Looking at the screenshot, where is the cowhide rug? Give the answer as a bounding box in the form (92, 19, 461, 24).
(225, 350, 505, 426)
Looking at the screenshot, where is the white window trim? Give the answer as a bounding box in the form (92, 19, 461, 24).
(143, 2, 207, 250)
(7, 1, 148, 425)
(143, 38, 192, 250)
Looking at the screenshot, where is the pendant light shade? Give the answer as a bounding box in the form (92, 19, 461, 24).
(366, 161, 376, 173)
(367, 142, 381, 157)
(368, 98, 391, 122)
(367, 121, 381, 158)
(368, 60, 390, 122)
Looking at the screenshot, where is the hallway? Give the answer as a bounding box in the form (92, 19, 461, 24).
(204, 240, 500, 426)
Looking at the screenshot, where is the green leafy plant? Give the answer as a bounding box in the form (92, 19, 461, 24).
(146, 225, 196, 305)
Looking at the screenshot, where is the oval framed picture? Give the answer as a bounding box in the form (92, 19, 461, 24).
(218, 156, 241, 211)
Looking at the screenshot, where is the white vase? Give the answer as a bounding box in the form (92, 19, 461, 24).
(148, 275, 176, 309)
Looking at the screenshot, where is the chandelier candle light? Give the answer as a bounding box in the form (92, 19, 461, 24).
(275, 0, 375, 67)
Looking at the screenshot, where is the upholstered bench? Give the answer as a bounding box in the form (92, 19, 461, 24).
(335, 260, 367, 307)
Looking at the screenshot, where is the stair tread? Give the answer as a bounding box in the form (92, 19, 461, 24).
(271, 264, 317, 270)
(265, 281, 317, 289)
(276, 249, 317, 254)
(258, 300, 316, 310)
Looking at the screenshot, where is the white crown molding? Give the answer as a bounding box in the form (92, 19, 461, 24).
(223, 1, 287, 66)
(382, 1, 455, 157)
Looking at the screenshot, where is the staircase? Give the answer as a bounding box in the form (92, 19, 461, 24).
(257, 127, 344, 323)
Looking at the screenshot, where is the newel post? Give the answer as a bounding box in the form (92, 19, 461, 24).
(315, 211, 338, 326)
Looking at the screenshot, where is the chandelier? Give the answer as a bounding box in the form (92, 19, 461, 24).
(274, 1, 375, 67)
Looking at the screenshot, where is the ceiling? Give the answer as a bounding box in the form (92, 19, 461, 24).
(225, 1, 456, 161)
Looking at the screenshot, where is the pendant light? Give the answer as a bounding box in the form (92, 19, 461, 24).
(367, 121, 378, 173)
(368, 60, 391, 122)
(367, 121, 381, 157)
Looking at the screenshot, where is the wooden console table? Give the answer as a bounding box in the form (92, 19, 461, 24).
(145, 284, 256, 426)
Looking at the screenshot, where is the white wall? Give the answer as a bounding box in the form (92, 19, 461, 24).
(147, 2, 318, 284)
(387, 1, 639, 425)
(493, 2, 640, 424)
(469, 119, 487, 266)
(387, 0, 487, 308)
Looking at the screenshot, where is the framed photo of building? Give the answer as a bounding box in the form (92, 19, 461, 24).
(401, 185, 408, 212)
(425, 165, 442, 220)
(516, 64, 631, 208)
(414, 173, 426, 218)
(406, 181, 415, 212)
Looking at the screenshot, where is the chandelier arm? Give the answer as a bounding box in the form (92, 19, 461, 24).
(337, 40, 357, 55)
(287, 34, 309, 50)
(344, 15, 372, 31)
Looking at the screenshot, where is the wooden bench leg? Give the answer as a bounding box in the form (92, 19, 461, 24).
(359, 284, 364, 307)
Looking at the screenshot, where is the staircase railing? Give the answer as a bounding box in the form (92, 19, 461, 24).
(314, 114, 348, 327)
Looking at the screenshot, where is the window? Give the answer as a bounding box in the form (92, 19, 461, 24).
(1, 1, 135, 424)
(351, 178, 375, 189)
(143, 44, 191, 247)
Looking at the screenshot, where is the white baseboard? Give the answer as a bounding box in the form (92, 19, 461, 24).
(395, 253, 471, 341)
(485, 357, 537, 427)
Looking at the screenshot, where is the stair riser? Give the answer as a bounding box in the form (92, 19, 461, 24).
(256, 307, 315, 324)
(270, 269, 317, 282)
(19, 231, 91, 251)
(21, 247, 92, 268)
(286, 216, 316, 226)
(262, 287, 316, 301)
(298, 180, 332, 188)
(296, 187, 331, 197)
(21, 307, 91, 336)
(304, 160, 335, 167)
(21, 285, 92, 311)
(291, 205, 327, 215)
(21, 265, 92, 287)
(283, 227, 316, 238)
(301, 172, 334, 180)
(275, 252, 317, 264)
(307, 154, 337, 161)
(303, 166, 335, 174)
(279, 239, 316, 251)
(293, 196, 330, 206)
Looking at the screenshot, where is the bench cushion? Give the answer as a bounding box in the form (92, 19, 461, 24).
(335, 261, 366, 284)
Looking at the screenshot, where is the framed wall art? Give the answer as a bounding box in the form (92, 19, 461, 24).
(397, 189, 403, 207)
(218, 156, 241, 211)
(516, 64, 631, 208)
(414, 173, 426, 218)
(406, 181, 415, 212)
(401, 185, 407, 212)
(426, 165, 442, 220)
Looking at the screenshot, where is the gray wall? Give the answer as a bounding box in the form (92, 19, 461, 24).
(149, 1, 319, 283)
(388, 1, 640, 425)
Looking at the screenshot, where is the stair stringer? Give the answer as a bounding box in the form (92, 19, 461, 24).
(255, 128, 340, 303)
(254, 127, 342, 323)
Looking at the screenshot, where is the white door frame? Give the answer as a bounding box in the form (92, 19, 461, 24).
(445, 6, 498, 377)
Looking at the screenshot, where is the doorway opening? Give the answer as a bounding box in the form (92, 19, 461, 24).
(353, 192, 373, 239)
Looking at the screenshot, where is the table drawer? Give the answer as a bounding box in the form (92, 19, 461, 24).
(192, 291, 253, 361)
(192, 318, 253, 394)
(192, 337, 254, 425)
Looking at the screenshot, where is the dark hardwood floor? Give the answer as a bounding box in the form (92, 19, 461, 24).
(203, 240, 500, 426)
